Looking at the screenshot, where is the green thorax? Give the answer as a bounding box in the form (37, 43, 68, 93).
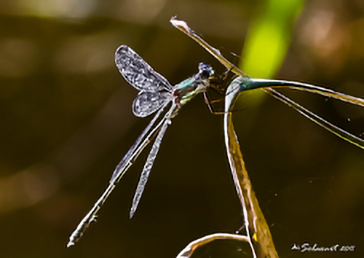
(173, 77, 206, 106)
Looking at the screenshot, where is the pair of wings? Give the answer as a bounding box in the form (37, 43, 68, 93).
(115, 45, 173, 117)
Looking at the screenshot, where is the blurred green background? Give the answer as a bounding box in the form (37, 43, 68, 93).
(0, 0, 363, 257)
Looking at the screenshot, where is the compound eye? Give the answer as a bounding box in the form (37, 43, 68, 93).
(198, 62, 213, 79)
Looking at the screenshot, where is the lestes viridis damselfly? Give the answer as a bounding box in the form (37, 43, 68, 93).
(68, 19, 364, 251)
(67, 45, 216, 247)
(171, 17, 364, 258)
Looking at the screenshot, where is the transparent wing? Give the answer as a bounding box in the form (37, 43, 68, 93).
(129, 104, 175, 218)
(115, 45, 173, 92)
(132, 91, 172, 117)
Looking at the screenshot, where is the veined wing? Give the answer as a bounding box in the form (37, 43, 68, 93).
(132, 91, 172, 117)
(115, 45, 173, 92)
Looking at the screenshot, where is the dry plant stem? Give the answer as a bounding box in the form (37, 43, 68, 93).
(176, 233, 249, 258)
(224, 82, 279, 258)
(172, 17, 278, 258)
(170, 17, 248, 78)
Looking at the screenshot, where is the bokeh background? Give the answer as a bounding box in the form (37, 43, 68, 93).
(0, 0, 363, 257)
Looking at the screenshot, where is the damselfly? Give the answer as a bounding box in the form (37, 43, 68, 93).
(67, 45, 214, 247)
